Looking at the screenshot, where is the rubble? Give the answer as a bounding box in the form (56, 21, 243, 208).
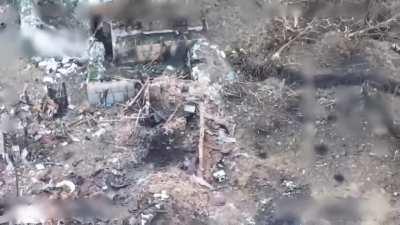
(4, 1, 400, 225)
(38, 58, 60, 74)
(36, 57, 80, 76)
(190, 39, 237, 84)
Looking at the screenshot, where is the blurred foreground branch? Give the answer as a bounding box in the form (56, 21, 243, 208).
(348, 13, 400, 38)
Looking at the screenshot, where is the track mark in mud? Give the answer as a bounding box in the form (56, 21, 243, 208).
(235, 58, 400, 96)
(272, 69, 400, 97)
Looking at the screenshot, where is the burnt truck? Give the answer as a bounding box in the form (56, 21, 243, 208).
(89, 0, 207, 65)
(86, 0, 211, 106)
(86, 0, 235, 106)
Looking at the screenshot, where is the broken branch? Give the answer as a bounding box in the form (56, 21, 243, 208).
(271, 23, 314, 61)
(348, 13, 400, 38)
(124, 78, 150, 111)
(197, 103, 206, 178)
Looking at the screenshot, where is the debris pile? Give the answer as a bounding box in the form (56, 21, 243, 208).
(37, 57, 81, 78)
(0, 0, 239, 223)
(3, 0, 400, 225)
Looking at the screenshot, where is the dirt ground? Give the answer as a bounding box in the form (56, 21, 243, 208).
(2, 0, 400, 225)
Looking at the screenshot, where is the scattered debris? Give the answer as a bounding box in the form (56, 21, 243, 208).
(2, 1, 400, 225)
(38, 58, 60, 74)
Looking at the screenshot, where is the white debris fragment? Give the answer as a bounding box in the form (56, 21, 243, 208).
(58, 63, 78, 75)
(282, 180, 296, 190)
(5, 156, 14, 170)
(260, 198, 272, 205)
(11, 145, 20, 153)
(153, 190, 169, 201)
(21, 148, 29, 164)
(20, 105, 30, 111)
(62, 57, 72, 64)
(43, 76, 55, 84)
(56, 180, 76, 193)
(88, 0, 113, 5)
(31, 56, 42, 63)
(69, 136, 80, 143)
(184, 104, 196, 114)
(35, 163, 45, 170)
(213, 170, 227, 183)
(38, 58, 59, 74)
(165, 65, 175, 71)
(93, 128, 106, 137)
(37, 128, 51, 135)
(222, 137, 236, 143)
(246, 216, 256, 225)
(218, 50, 226, 58)
(37, 56, 79, 77)
(141, 213, 154, 225)
(191, 66, 211, 84)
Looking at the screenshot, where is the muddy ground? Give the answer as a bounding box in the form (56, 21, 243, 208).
(2, 0, 400, 225)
